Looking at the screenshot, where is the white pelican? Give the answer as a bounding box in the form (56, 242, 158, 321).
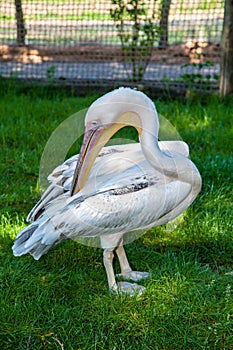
(12, 87, 201, 294)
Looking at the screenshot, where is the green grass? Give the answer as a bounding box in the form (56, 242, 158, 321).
(0, 80, 233, 349)
(0, 13, 112, 21)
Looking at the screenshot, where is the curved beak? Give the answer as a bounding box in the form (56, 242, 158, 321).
(71, 122, 121, 196)
(71, 112, 142, 196)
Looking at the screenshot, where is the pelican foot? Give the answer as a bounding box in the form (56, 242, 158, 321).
(117, 271, 150, 282)
(117, 281, 146, 295)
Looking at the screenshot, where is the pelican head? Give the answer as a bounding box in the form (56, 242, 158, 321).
(71, 88, 159, 195)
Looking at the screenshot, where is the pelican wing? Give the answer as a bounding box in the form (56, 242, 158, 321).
(13, 167, 191, 260)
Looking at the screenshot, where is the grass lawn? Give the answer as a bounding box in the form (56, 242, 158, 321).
(0, 80, 233, 349)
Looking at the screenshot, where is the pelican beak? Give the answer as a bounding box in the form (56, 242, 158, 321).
(71, 122, 121, 196)
(71, 112, 142, 196)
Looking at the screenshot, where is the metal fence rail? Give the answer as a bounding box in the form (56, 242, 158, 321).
(0, 1, 224, 91)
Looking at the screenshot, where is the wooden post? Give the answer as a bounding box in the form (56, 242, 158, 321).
(14, 0, 26, 45)
(220, 0, 233, 96)
(158, 0, 171, 48)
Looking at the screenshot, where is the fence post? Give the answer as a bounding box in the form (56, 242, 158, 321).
(220, 0, 233, 96)
(158, 0, 171, 48)
(14, 0, 26, 45)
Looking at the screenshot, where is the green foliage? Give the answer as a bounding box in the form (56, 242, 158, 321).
(0, 81, 233, 349)
(181, 61, 219, 88)
(110, 0, 159, 82)
(46, 65, 56, 83)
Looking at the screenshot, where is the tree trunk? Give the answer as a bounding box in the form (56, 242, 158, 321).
(219, 0, 233, 96)
(14, 0, 26, 45)
(158, 0, 171, 48)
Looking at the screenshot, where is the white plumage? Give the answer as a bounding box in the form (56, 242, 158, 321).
(13, 88, 201, 294)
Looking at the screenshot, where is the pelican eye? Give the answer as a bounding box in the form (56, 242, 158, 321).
(91, 121, 98, 127)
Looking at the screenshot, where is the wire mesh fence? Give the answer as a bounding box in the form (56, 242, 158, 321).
(0, 1, 224, 92)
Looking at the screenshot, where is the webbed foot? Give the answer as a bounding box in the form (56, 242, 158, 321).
(117, 281, 146, 295)
(117, 270, 150, 282)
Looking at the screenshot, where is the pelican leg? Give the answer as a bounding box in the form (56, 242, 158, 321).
(115, 245, 150, 282)
(103, 249, 118, 292)
(115, 245, 132, 275)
